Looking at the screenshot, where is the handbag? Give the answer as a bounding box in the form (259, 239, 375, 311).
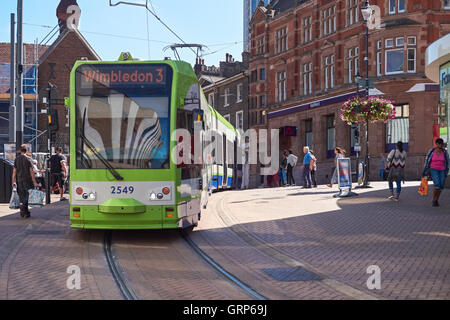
(9, 189, 20, 209)
(28, 188, 45, 207)
(418, 177, 428, 196)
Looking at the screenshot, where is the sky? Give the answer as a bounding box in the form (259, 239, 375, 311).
(0, 0, 244, 67)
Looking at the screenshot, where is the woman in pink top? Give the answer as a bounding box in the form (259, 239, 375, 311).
(423, 138, 449, 207)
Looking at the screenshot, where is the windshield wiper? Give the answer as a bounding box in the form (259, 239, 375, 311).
(79, 133, 124, 181)
(80, 108, 123, 181)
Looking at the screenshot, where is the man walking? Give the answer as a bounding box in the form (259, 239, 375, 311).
(12, 146, 38, 218)
(49, 147, 68, 201)
(301, 146, 313, 188)
(286, 150, 297, 186)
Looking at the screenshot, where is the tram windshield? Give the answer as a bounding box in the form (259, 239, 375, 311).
(75, 64, 172, 169)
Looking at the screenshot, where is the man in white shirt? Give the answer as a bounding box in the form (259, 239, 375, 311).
(286, 150, 297, 186)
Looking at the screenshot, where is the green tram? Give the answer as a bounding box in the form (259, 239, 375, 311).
(68, 53, 242, 229)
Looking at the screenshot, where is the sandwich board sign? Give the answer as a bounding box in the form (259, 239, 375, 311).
(334, 158, 358, 198)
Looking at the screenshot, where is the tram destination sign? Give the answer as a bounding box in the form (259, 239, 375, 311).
(78, 64, 167, 89)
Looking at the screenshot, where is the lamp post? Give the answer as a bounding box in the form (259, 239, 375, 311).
(361, 0, 372, 187)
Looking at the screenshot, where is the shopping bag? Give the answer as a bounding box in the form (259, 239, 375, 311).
(417, 177, 428, 196)
(28, 188, 45, 207)
(9, 189, 20, 209)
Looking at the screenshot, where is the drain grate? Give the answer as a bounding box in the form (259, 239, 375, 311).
(263, 267, 323, 282)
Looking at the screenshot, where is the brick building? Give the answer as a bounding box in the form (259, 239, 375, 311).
(0, 1, 100, 153)
(249, 0, 450, 186)
(198, 53, 250, 132)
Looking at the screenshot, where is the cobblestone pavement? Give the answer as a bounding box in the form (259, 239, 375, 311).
(208, 181, 450, 300)
(0, 196, 121, 300)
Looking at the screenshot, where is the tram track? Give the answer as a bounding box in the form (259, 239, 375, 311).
(214, 192, 379, 300)
(103, 231, 141, 300)
(180, 230, 268, 301)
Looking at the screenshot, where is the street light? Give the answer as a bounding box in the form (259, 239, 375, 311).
(361, 0, 372, 187)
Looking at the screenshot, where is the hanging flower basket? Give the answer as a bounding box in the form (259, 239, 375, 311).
(340, 96, 395, 125)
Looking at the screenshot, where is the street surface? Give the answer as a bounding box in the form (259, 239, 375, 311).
(0, 182, 448, 300)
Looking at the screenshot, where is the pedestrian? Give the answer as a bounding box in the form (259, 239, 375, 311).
(379, 153, 387, 180)
(422, 138, 449, 207)
(310, 150, 318, 188)
(32, 159, 46, 190)
(278, 152, 287, 186)
(49, 147, 68, 201)
(386, 141, 407, 201)
(327, 147, 346, 188)
(11, 146, 38, 218)
(286, 150, 298, 186)
(301, 146, 313, 188)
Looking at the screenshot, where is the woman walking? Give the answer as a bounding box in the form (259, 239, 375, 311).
(386, 141, 407, 201)
(422, 138, 449, 207)
(327, 147, 345, 188)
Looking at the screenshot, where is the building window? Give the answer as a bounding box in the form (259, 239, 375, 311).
(303, 16, 312, 43)
(407, 48, 416, 73)
(251, 70, 257, 83)
(236, 111, 243, 131)
(305, 119, 313, 150)
(208, 92, 214, 107)
(377, 51, 382, 76)
(386, 49, 404, 74)
(389, 0, 405, 14)
(326, 115, 336, 158)
(348, 48, 359, 83)
(259, 95, 266, 107)
(275, 27, 288, 54)
(259, 111, 265, 125)
(385, 38, 394, 48)
(396, 37, 404, 47)
(386, 104, 409, 152)
(303, 62, 313, 95)
(237, 84, 243, 102)
(322, 5, 336, 36)
(324, 55, 335, 89)
(224, 88, 230, 107)
(257, 37, 265, 55)
(277, 71, 287, 102)
(223, 114, 230, 122)
(260, 68, 266, 81)
(407, 36, 416, 46)
(347, 0, 359, 26)
(445, 0, 450, 9)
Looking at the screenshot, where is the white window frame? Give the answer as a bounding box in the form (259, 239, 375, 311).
(236, 84, 243, 102)
(208, 92, 214, 107)
(385, 48, 405, 75)
(308, 64, 312, 94)
(377, 51, 382, 76)
(407, 36, 416, 46)
(235, 111, 243, 130)
(349, 58, 353, 83)
(389, 0, 396, 14)
(398, 0, 405, 12)
(396, 37, 404, 47)
(445, 0, 450, 9)
(277, 71, 287, 102)
(407, 48, 416, 73)
(224, 88, 230, 107)
(223, 114, 230, 122)
(377, 40, 382, 50)
(385, 38, 394, 48)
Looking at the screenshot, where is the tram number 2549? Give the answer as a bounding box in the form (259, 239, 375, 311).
(110, 186, 135, 194)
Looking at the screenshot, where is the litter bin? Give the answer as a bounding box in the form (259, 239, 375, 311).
(0, 158, 14, 203)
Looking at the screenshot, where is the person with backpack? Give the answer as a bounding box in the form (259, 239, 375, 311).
(422, 138, 449, 207)
(49, 147, 68, 201)
(386, 141, 407, 201)
(11, 146, 38, 218)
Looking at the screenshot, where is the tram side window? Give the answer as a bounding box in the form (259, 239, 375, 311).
(177, 109, 201, 180)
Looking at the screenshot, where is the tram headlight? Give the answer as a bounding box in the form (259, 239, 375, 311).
(150, 192, 157, 200)
(88, 192, 96, 200)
